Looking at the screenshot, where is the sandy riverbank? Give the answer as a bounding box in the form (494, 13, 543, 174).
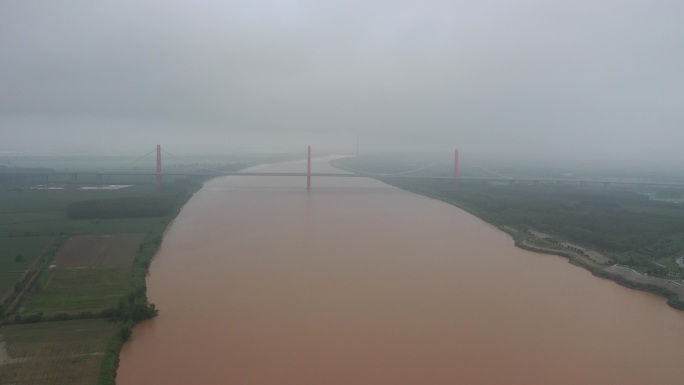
(514, 234, 684, 309)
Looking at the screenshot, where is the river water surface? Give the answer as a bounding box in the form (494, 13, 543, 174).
(117, 158, 684, 384)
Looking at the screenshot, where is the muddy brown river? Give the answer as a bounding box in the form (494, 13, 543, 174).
(117, 158, 684, 384)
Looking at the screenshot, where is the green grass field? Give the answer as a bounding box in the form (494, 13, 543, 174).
(0, 187, 169, 237)
(0, 236, 56, 298)
(0, 319, 118, 385)
(19, 269, 133, 316)
(0, 186, 154, 213)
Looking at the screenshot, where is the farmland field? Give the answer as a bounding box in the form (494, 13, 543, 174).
(0, 319, 118, 385)
(52, 233, 146, 269)
(0, 187, 168, 239)
(0, 236, 55, 299)
(19, 269, 132, 316)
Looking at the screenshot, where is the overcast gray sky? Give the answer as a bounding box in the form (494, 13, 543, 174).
(1, 0, 682, 164)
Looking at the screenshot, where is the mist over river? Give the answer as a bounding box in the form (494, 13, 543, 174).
(117, 158, 684, 385)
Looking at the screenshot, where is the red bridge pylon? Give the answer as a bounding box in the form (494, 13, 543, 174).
(156, 144, 162, 189)
(454, 148, 459, 188)
(307, 145, 312, 190)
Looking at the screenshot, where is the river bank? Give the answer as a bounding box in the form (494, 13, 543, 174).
(514, 228, 684, 309)
(0, 181, 195, 385)
(0, 154, 292, 384)
(98, 182, 204, 385)
(369, 176, 684, 311)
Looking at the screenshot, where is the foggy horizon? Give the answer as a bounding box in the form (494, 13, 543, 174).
(1, 1, 683, 167)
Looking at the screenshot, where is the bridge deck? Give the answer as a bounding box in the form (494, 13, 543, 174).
(0, 171, 682, 186)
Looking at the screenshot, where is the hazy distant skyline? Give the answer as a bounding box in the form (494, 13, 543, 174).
(1, 1, 682, 165)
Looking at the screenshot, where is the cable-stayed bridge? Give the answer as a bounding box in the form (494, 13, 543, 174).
(1, 145, 682, 188)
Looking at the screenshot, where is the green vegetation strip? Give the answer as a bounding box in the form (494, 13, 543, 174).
(19, 269, 132, 317)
